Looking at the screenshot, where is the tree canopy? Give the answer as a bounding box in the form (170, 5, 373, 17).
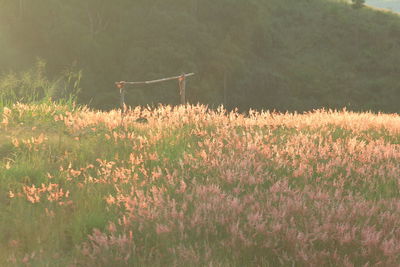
(0, 0, 399, 112)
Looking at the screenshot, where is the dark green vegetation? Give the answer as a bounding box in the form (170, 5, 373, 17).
(352, 0, 366, 9)
(0, 0, 399, 112)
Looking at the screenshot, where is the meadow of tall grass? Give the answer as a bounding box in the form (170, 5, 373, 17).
(0, 103, 399, 266)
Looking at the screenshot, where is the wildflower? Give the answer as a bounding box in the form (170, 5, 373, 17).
(5, 161, 11, 170)
(156, 224, 171, 234)
(105, 195, 116, 205)
(11, 138, 19, 148)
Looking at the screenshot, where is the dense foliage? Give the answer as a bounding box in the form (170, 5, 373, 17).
(0, 0, 399, 112)
(352, 0, 365, 9)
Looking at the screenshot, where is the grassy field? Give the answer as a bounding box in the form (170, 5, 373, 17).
(0, 103, 399, 266)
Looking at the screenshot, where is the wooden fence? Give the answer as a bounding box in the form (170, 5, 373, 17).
(115, 73, 194, 123)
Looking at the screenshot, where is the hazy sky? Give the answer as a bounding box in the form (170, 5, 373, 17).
(366, 0, 400, 12)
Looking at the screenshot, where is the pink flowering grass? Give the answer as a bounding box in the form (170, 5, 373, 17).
(0, 103, 399, 266)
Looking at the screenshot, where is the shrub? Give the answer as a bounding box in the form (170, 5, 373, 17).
(0, 59, 81, 107)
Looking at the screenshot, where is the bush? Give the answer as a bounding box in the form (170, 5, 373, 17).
(0, 59, 81, 107)
(352, 0, 365, 9)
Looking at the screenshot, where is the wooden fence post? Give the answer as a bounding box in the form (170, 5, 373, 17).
(120, 87, 125, 111)
(179, 74, 186, 105)
(115, 72, 194, 109)
(116, 81, 126, 125)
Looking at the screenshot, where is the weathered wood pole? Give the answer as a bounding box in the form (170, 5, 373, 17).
(116, 81, 126, 124)
(179, 74, 186, 105)
(120, 88, 125, 112)
(223, 70, 227, 108)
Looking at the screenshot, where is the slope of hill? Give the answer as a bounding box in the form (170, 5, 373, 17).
(0, 0, 399, 112)
(1, 103, 399, 265)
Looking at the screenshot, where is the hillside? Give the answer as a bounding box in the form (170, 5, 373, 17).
(0, 103, 400, 265)
(0, 0, 400, 112)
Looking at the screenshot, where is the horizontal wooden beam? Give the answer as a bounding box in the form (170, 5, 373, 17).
(118, 73, 194, 87)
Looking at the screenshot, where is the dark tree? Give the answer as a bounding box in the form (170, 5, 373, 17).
(352, 0, 365, 9)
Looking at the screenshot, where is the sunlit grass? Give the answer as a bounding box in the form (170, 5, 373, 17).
(1, 103, 399, 266)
